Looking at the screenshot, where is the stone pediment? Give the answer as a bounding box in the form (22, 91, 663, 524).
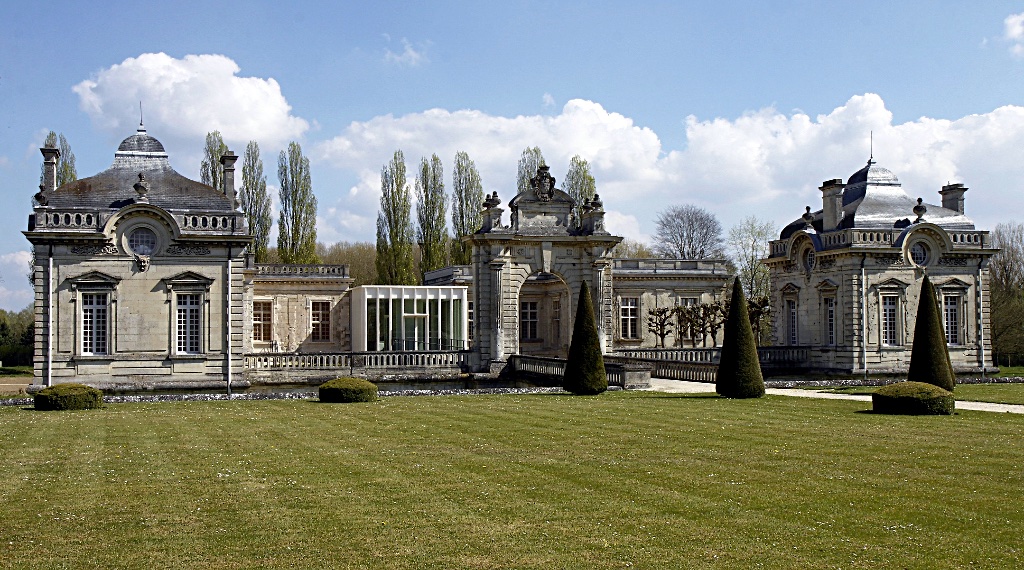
(67, 270, 121, 289)
(875, 277, 910, 291)
(780, 282, 801, 295)
(508, 165, 574, 236)
(935, 277, 971, 290)
(162, 271, 214, 291)
(815, 278, 839, 292)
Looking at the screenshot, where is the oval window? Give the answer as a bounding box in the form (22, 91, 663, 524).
(128, 227, 158, 256)
(803, 249, 815, 271)
(910, 242, 929, 266)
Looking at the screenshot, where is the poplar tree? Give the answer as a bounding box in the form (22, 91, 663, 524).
(376, 150, 417, 285)
(200, 131, 228, 191)
(416, 154, 449, 278)
(516, 146, 545, 195)
(564, 155, 596, 230)
(450, 151, 484, 265)
(40, 131, 77, 187)
(276, 142, 319, 264)
(239, 141, 273, 263)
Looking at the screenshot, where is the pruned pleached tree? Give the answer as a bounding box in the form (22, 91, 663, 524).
(516, 146, 545, 196)
(416, 154, 449, 279)
(716, 277, 765, 398)
(564, 155, 596, 231)
(653, 204, 726, 259)
(907, 275, 956, 391)
(239, 141, 273, 263)
(200, 131, 228, 191)
(276, 142, 319, 264)
(39, 131, 77, 188)
(646, 307, 674, 348)
(450, 151, 484, 265)
(376, 150, 417, 285)
(564, 282, 608, 395)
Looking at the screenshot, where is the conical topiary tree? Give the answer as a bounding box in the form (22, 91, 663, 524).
(563, 281, 608, 395)
(907, 274, 956, 391)
(716, 277, 765, 398)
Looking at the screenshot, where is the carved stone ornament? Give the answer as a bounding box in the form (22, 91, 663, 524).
(134, 253, 150, 272)
(875, 255, 906, 266)
(938, 256, 968, 267)
(134, 172, 150, 203)
(70, 244, 118, 255)
(530, 165, 555, 201)
(166, 245, 212, 256)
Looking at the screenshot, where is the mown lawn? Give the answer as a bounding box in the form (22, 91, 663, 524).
(820, 382, 1024, 406)
(1, 392, 1022, 569)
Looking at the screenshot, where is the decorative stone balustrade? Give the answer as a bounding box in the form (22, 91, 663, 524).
(255, 264, 350, 277)
(177, 213, 242, 233)
(36, 211, 101, 230)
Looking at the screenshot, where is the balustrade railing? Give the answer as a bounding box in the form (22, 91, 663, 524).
(244, 350, 467, 371)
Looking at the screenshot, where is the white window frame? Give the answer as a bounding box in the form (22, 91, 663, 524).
(881, 295, 900, 347)
(310, 300, 332, 343)
(252, 299, 273, 344)
(824, 296, 836, 347)
(81, 292, 110, 356)
(786, 299, 799, 346)
(67, 271, 120, 358)
(176, 293, 203, 355)
(520, 301, 539, 340)
(619, 297, 640, 340)
(942, 294, 962, 345)
(163, 272, 213, 358)
(552, 298, 562, 342)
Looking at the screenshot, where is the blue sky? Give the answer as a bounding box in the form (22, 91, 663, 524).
(2, 1, 1024, 309)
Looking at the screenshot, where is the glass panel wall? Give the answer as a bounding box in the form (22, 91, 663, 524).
(352, 286, 469, 352)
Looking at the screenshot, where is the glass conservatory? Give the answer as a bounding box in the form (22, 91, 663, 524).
(350, 286, 469, 352)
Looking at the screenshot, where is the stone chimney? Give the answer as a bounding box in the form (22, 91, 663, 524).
(819, 178, 845, 231)
(220, 151, 238, 208)
(939, 183, 967, 214)
(40, 146, 60, 193)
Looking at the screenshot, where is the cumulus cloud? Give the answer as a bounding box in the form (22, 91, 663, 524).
(384, 38, 430, 67)
(72, 53, 309, 153)
(0, 250, 33, 311)
(315, 95, 1024, 247)
(1006, 12, 1024, 57)
(542, 93, 555, 108)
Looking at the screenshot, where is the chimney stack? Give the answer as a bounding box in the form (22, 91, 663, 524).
(40, 146, 60, 193)
(220, 151, 238, 208)
(939, 183, 967, 214)
(819, 178, 845, 231)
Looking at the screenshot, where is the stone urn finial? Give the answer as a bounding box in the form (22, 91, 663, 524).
(802, 206, 814, 230)
(913, 197, 927, 223)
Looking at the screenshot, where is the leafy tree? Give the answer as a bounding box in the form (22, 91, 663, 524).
(316, 241, 377, 287)
(415, 154, 449, 278)
(376, 150, 417, 285)
(716, 278, 764, 398)
(646, 307, 674, 348)
(0, 305, 34, 366)
(611, 239, 655, 258)
(276, 142, 319, 264)
(990, 222, 1024, 366)
(200, 131, 228, 191)
(564, 155, 596, 230)
(39, 131, 77, 188)
(239, 141, 273, 263)
(450, 151, 484, 265)
(653, 204, 725, 259)
(563, 282, 608, 395)
(907, 275, 956, 391)
(516, 146, 545, 196)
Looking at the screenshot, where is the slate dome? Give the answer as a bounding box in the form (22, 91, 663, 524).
(116, 124, 167, 155)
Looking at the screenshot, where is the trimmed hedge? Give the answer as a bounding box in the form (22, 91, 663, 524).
(563, 282, 608, 396)
(319, 377, 378, 403)
(907, 275, 956, 391)
(34, 383, 103, 411)
(872, 381, 954, 415)
(716, 277, 765, 399)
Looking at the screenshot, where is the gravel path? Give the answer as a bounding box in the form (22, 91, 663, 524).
(645, 378, 1024, 414)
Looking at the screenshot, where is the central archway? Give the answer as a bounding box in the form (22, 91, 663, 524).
(516, 271, 570, 358)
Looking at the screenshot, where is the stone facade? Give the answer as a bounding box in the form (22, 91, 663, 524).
(765, 159, 997, 374)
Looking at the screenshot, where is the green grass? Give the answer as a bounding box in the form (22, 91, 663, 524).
(952, 383, 1024, 406)
(994, 366, 1024, 378)
(0, 365, 32, 377)
(2, 393, 1023, 569)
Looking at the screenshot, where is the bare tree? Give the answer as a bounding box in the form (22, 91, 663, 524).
(563, 155, 596, 229)
(516, 147, 545, 196)
(646, 307, 674, 348)
(991, 222, 1024, 366)
(727, 215, 775, 343)
(653, 205, 725, 259)
(317, 241, 377, 287)
(450, 151, 484, 265)
(611, 239, 655, 259)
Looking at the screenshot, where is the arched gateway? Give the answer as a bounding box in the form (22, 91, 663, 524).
(465, 166, 622, 372)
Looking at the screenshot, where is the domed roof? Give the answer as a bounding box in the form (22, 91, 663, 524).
(116, 124, 167, 155)
(846, 159, 899, 187)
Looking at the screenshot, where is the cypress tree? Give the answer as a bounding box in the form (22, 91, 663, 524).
(716, 277, 765, 398)
(563, 282, 608, 395)
(907, 275, 956, 391)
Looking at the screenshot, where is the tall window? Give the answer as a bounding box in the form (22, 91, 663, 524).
(881, 295, 899, 346)
(553, 299, 562, 341)
(81, 293, 109, 355)
(253, 301, 272, 343)
(786, 299, 798, 346)
(824, 297, 836, 346)
(943, 295, 961, 345)
(176, 294, 202, 354)
(620, 297, 639, 339)
(467, 301, 474, 344)
(520, 301, 538, 340)
(311, 301, 331, 342)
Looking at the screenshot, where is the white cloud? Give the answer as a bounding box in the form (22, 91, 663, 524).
(315, 95, 1024, 246)
(72, 53, 309, 154)
(542, 93, 555, 107)
(0, 250, 33, 311)
(1005, 12, 1024, 57)
(384, 39, 430, 67)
